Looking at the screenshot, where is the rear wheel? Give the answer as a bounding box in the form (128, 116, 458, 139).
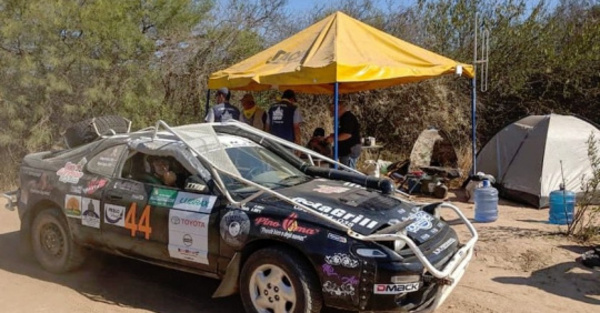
(240, 247, 322, 313)
(31, 209, 86, 273)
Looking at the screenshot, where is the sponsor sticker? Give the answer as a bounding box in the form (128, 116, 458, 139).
(185, 182, 206, 192)
(260, 227, 308, 241)
(433, 238, 457, 255)
(81, 197, 100, 229)
(220, 210, 250, 248)
(293, 197, 379, 230)
(56, 159, 86, 184)
(254, 213, 319, 236)
(327, 232, 348, 244)
(325, 253, 359, 268)
(104, 204, 126, 227)
(404, 211, 434, 233)
(168, 209, 209, 264)
(64, 194, 82, 218)
(313, 185, 350, 194)
(149, 188, 178, 207)
(323, 281, 355, 296)
(84, 178, 108, 195)
(173, 192, 217, 213)
(374, 283, 421, 294)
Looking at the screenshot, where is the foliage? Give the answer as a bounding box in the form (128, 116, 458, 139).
(0, 0, 599, 189)
(568, 133, 600, 241)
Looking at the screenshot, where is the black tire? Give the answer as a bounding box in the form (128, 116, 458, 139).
(31, 209, 86, 273)
(240, 247, 323, 313)
(64, 115, 129, 148)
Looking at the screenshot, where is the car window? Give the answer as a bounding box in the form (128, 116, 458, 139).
(86, 145, 127, 177)
(123, 152, 192, 189)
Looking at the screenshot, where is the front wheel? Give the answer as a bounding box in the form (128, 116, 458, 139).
(31, 209, 86, 273)
(240, 247, 323, 313)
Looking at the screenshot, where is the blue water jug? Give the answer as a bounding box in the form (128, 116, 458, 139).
(548, 184, 575, 225)
(474, 180, 499, 222)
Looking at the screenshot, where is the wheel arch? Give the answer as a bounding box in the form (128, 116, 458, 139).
(21, 199, 66, 254)
(213, 238, 322, 298)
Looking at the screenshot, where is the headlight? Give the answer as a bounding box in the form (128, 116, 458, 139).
(356, 248, 387, 258)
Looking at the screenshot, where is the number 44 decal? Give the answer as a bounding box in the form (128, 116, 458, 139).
(125, 203, 152, 240)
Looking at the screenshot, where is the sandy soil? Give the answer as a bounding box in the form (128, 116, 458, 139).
(0, 192, 598, 313)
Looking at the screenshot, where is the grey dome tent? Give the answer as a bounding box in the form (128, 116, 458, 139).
(476, 114, 600, 208)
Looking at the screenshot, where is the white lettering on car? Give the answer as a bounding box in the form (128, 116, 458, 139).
(292, 197, 379, 229)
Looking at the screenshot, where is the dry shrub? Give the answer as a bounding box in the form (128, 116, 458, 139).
(568, 133, 600, 242)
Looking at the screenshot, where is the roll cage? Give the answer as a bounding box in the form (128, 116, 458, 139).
(149, 120, 477, 283)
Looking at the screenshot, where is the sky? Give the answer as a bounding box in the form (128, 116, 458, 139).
(285, 0, 559, 14)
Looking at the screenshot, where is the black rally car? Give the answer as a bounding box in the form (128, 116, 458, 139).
(3, 120, 477, 313)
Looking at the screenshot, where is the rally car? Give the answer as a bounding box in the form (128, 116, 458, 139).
(3, 119, 477, 313)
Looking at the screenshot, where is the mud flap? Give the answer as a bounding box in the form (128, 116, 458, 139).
(212, 253, 241, 298)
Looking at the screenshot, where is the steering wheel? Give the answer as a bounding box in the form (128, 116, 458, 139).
(242, 167, 262, 179)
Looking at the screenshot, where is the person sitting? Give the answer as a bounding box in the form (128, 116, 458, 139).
(306, 127, 332, 158)
(142, 156, 177, 186)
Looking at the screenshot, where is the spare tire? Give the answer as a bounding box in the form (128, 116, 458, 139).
(64, 115, 130, 148)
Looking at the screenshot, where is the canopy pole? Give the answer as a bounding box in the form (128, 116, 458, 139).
(333, 82, 340, 169)
(205, 90, 211, 121)
(471, 77, 477, 176)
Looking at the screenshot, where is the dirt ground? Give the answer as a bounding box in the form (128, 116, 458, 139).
(0, 191, 599, 313)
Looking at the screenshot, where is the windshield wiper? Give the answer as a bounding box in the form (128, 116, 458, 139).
(279, 175, 309, 186)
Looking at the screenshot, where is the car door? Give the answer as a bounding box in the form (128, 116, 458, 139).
(101, 150, 221, 273)
(72, 144, 128, 246)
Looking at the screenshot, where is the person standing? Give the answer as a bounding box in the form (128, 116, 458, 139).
(326, 101, 362, 169)
(205, 87, 241, 122)
(240, 93, 266, 131)
(265, 89, 303, 146)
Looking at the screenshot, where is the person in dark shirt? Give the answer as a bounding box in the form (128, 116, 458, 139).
(265, 89, 303, 147)
(205, 87, 241, 122)
(326, 101, 362, 169)
(306, 127, 332, 157)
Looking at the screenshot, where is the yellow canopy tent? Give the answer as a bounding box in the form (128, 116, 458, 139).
(208, 11, 474, 94)
(208, 11, 476, 169)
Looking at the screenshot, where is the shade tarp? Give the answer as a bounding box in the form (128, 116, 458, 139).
(208, 11, 474, 94)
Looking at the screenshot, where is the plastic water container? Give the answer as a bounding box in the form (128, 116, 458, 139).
(548, 185, 575, 225)
(474, 180, 499, 222)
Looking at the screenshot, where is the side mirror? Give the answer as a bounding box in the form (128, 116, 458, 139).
(184, 176, 209, 193)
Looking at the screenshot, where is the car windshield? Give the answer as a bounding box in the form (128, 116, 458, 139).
(170, 124, 310, 193)
(220, 145, 310, 193)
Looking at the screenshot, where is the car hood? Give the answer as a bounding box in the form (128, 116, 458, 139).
(274, 178, 446, 242)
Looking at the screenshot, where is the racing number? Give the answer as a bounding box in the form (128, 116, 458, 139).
(125, 202, 152, 240)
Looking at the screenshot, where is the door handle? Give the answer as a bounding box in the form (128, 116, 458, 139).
(108, 194, 123, 200)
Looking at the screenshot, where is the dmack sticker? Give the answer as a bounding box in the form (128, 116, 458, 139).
(374, 283, 421, 294)
(220, 210, 250, 248)
(292, 197, 379, 229)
